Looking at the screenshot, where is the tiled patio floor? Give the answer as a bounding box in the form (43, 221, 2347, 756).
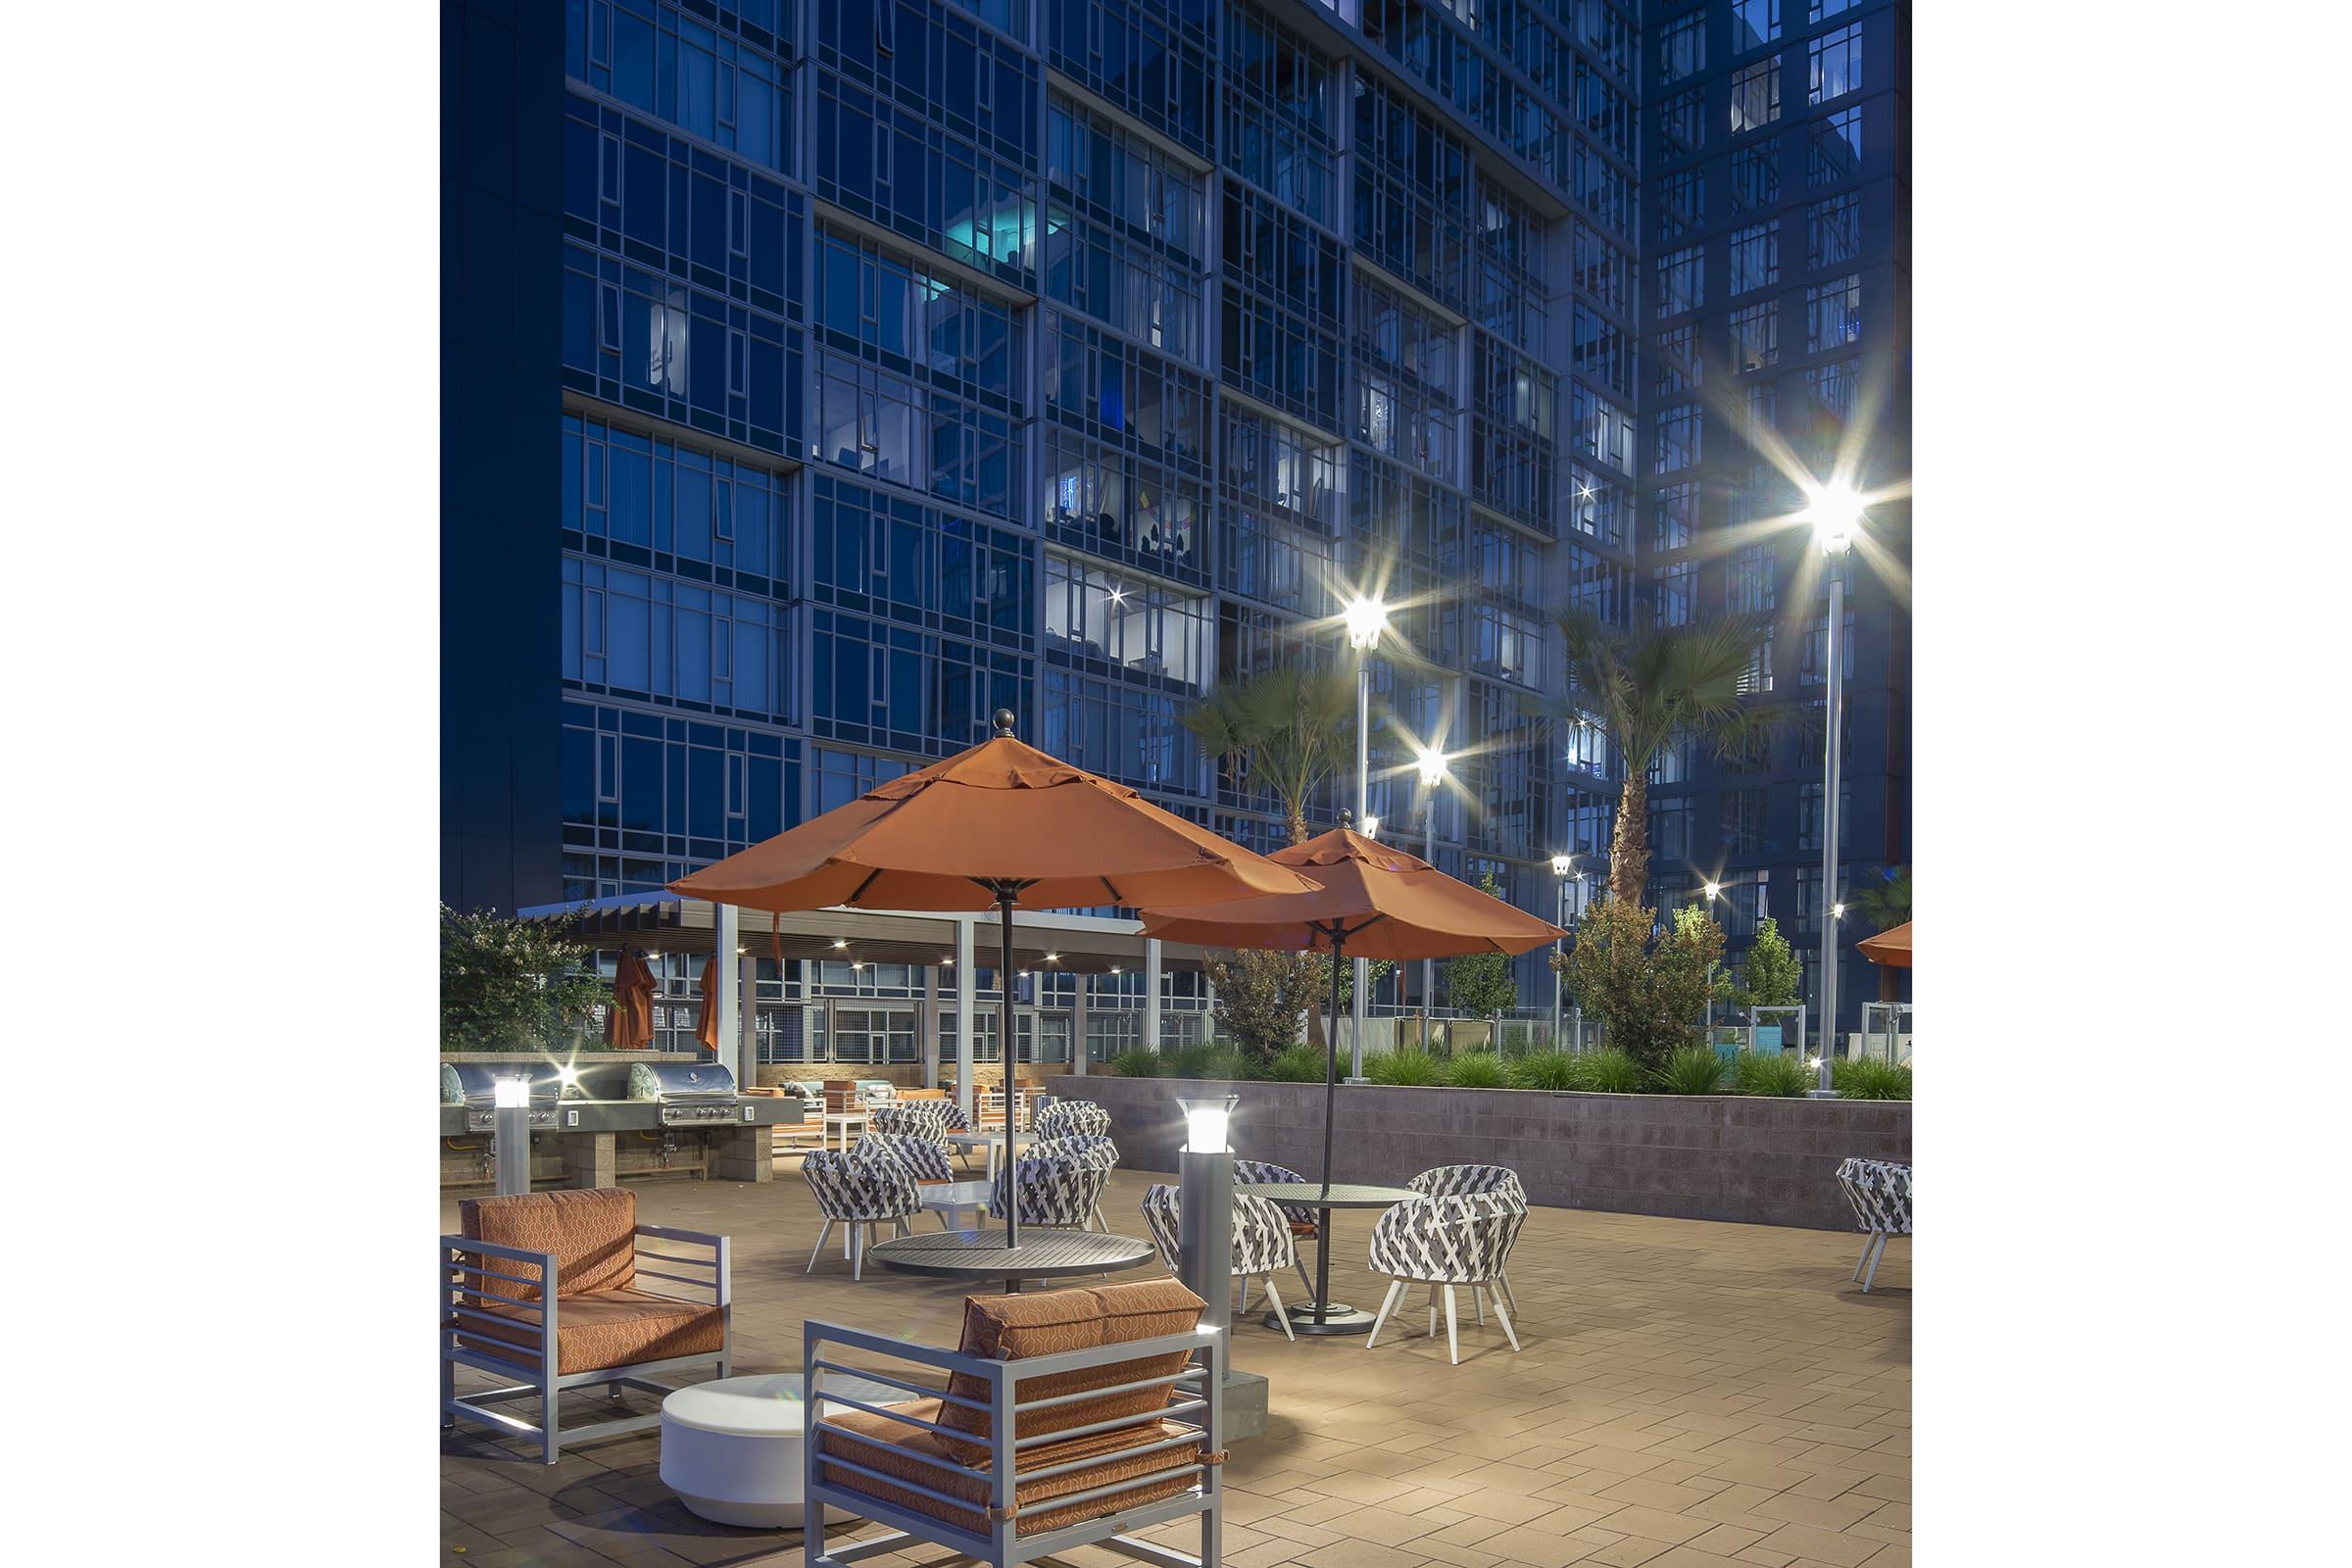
(441, 1164, 1908, 1568)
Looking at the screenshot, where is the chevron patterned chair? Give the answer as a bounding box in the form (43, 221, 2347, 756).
(1835, 1157, 1912, 1293)
(1139, 1184, 1300, 1342)
(1407, 1163, 1528, 1315)
(989, 1152, 1109, 1231)
(1031, 1134, 1120, 1230)
(803, 1146, 920, 1280)
(1363, 1193, 1523, 1365)
(1034, 1100, 1111, 1141)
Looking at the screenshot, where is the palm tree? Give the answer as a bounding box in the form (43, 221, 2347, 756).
(1551, 607, 1797, 908)
(1181, 662, 1359, 1056)
(1850, 866, 1910, 932)
(1180, 662, 1356, 848)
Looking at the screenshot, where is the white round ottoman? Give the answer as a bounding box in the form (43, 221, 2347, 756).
(659, 1372, 901, 1528)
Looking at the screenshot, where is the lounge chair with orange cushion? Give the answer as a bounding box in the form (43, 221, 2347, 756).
(803, 1279, 1225, 1568)
(440, 1187, 730, 1464)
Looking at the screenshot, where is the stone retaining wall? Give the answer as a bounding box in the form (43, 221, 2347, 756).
(1047, 1074, 1909, 1232)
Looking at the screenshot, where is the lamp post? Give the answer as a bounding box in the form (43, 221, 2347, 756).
(1175, 1095, 1239, 1332)
(1549, 853, 1577, 1048)
(493, 1074, 533, 1197)
(1702, 881, 1722, 1037)
(1343, 595, 1389, 1081)
(1416, 746, 1449, 1026)
(1804, 485, 1863, 1098)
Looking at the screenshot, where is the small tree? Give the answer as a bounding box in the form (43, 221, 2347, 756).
(1442, 874, 1521, 1030)
(1205, 951, 1318, 1068)
(1732, 916, 1802, 1010)
(1557, 899, 1726, 1066)
(440, 905, 610, 1054)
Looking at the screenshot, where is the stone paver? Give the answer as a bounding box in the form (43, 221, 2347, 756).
(442, 1162, 1908, 1566)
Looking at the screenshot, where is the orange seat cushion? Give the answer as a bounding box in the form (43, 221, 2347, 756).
(458, 1286, 724, 1375)
(460, 1187, 636, 1301)
(819, 1397, 1202, 1538)
(933, 1279, 1205, 1464)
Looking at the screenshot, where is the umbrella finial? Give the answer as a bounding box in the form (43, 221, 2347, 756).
(992, 708, 1016, 737)
(1338, 808, 1353, 829)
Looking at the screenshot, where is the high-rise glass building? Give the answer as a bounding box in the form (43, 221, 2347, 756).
(443, 0, 1909, 1048)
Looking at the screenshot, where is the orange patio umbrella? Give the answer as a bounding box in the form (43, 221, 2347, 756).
(694, 956, 720, 1054)
(1857, 920, 1913, 968)
(670, 710, 1321, 1247)
(1137, 813, 1564, 1201)
(604, 951, 657, 1049)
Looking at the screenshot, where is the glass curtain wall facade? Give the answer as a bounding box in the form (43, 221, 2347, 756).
(444, 0, 1908, 1041)
(1637, 0, 1911, 1031)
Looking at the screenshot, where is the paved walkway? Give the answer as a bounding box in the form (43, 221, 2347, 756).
(442, 1164, 1908, 1568)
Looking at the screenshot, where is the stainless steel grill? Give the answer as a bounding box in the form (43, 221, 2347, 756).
(627, 1060, 744, 1125)
(440, 1062, 565, 1132)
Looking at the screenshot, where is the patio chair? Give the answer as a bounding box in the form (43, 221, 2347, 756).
(802, 1280, 1225, 1568)
(1231, 1158, 1323, 1304)
(871, 1102, 954, 1142)
(1032, 1134, 1119, 1230)
(804, 1146, 921, 1280)
(439, 1187, 729, 1465)
(868, 1132, 958, 1190)
(1407, 1163, 1529, 1315)
(989, 1152, 1108, 1230)
(1835, 1157, 1912, 1293)
(1363, 1193, 1523, 1365)
(1139, 1185, 1300, 1342)
(1034, 1100, 1109, 1141)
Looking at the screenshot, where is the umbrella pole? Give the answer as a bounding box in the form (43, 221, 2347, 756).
(997, 888, 1020, 1250)
(1320, 931, 1347, 1196)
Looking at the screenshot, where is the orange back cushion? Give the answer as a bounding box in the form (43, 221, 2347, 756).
(460, 1187, 637, 1302)
(934, 1279, 1205, 1464)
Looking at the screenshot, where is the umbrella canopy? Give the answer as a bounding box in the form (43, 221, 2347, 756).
(669, 725, 1319, 914)
(668, 712, 1322, 1250)
(605, 952, 656, 1049)
(695, 956, 720, 1051)
(1137, 820, 1564, 1206)
(1137, 824, 1565, 960)
(1857, 920, 1912, 968)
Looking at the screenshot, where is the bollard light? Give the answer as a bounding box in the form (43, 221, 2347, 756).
(1177, 1094, 1239, 1154)
(493, 1075, 533, 1108)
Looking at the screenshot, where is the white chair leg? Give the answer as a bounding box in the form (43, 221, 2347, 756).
(1862, 1233, 1890, 1293)
(1487, 1283, 1522, 1352)
(1238, 1275, 1251, 1316)
(1293, 1253, 1316, 1301)
(1442, 1285, 1461, 1366)
(1427, 1282, 1441, 1339)
(1261, 1276, 1296, 1342)
(1852, 1233, 1876, 1281)
(1473, 1286, 1486, 1326)
(1093, 1203, 1107, 1232)
(807, 1218, 835, 1273)
(851, 1223, 865, 1282)
(1365, 1280, 1405, 1349)
(1497, 1268, 1519, 1318)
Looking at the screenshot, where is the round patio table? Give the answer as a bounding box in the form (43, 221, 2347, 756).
(866, 1227, 1155, 1295)
(1235, 1182, 1422, 1337)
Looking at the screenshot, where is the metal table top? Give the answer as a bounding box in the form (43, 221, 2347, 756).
(1236, 1182, 1421, 1209)
(866, 1228, 1154, 1283)
(915, 1180, 997, 1208)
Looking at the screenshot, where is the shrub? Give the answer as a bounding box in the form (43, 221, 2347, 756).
(1833, 1056, 1913, 1100)
(1729, 1050, 1812, 1097)
(1650, 1044, 1728, 1096)
(1583, 1049, 1645, 1093)
(1160, 1044, 1248, 1081)
(1365, 1047, 1444, 1086)
(1443, 1052, 1509, 1089)
(1109, 1048, 1162, 1079)
(1561, 898, 1726, 1067)
(1509, 1050, 1584, 1091)
(1259, 1042, 1329, 1083)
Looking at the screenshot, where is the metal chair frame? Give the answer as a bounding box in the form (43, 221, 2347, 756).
(803, 1316, 1226, 1568)
(438, 1223, 730, 1465)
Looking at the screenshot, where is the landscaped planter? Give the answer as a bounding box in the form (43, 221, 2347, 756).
(1048, 1073, 1909, 1232)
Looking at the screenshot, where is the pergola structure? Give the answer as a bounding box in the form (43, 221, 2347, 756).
(515, 893, 1218, 1095)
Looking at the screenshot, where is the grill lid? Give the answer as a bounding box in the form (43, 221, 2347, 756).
(439, 1062, 568, 1106)
(627, 1060, 738, 1102)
